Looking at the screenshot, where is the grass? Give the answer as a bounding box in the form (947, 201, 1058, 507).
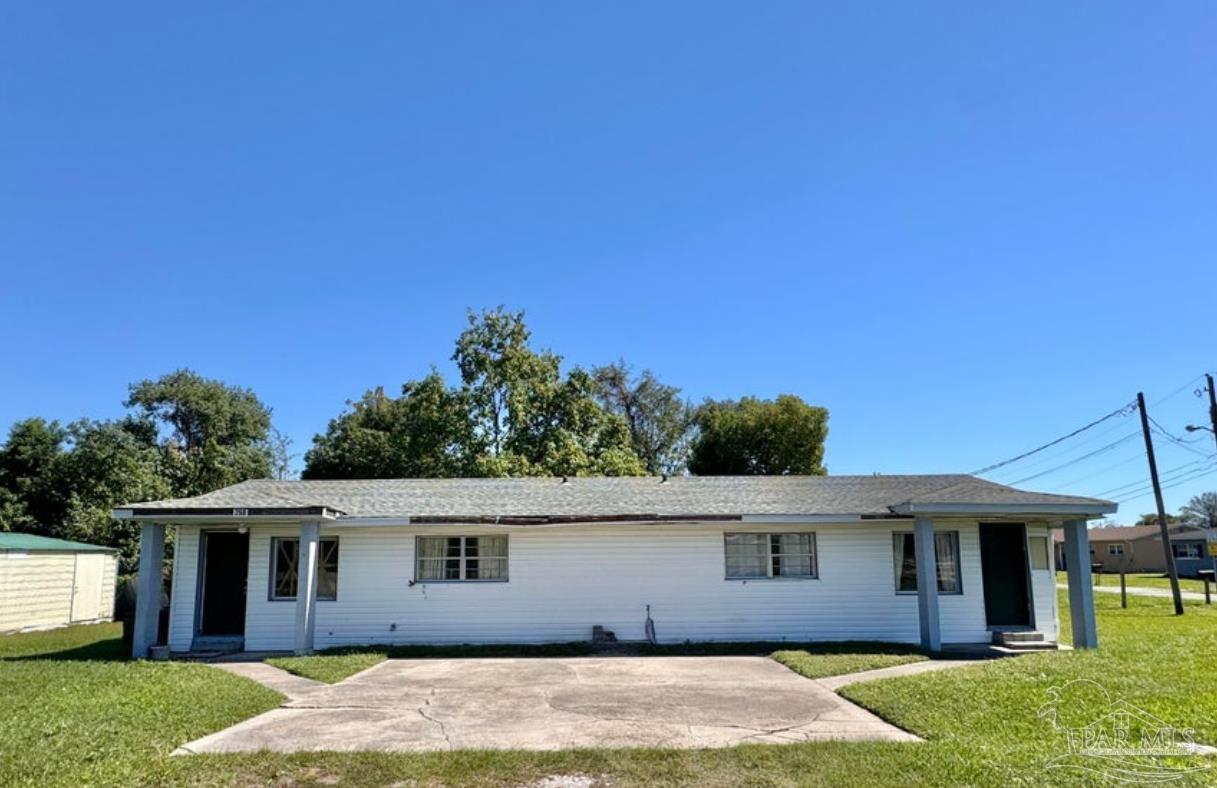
(0, 623, 281, 787)
(268, 639, 927, 684)
(1057, 570, 1209, 594)
(5, 594, 1216, 786)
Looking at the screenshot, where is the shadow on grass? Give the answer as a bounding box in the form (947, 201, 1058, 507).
(0, 628, 129, 662)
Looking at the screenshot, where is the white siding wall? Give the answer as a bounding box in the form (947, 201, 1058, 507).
(168, 520, 1062, 650)
(168, 526, 200, 650)
(1028, 524, 1059, 640)
(0, 551, 117, 632)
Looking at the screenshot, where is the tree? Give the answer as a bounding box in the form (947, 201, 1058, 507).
(126, 369, 273, 496)
(304, 308, 646, 478)
(453, 308, 644, 477)
(303, 373, 476, 479)
(52, 418, 172, 570)
(593, 361, 694, 474)
(688, 394, 829, 476)
(1136, 512, 1181, 526)
(0, 418, 67, 532)
(1180, 492, 1217, 530)
(268, 426, 296, 481)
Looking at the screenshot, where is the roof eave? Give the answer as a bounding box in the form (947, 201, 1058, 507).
(112, 506, 344, 523)
(888, 502, 1117, 518)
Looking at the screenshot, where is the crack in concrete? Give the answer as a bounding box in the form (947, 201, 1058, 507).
(417, 698, 453, 750)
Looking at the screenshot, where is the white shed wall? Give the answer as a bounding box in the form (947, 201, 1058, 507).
(0, 551, 117, 632)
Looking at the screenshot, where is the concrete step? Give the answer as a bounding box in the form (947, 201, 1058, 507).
(993, 631, 1047, 646)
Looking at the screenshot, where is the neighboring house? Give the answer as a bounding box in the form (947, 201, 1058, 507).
(114, 475, 1115, 658)
(0, 533, 118, 633)
(1052, 525, 1215, 576)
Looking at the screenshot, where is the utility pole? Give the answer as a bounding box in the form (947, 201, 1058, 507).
(1137, 392, 1184, 615)
(1207, 374, 1217, 456)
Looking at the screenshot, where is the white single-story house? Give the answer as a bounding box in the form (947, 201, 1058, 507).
(0, 532, 118, 633)
(114, 475, 1115, 659)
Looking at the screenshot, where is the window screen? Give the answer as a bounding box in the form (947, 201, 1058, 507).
(271, 537, 339, 601)
(416, 536, 508, 581)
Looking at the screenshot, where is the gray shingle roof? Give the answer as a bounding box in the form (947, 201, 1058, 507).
(118, 475, 1114, 520)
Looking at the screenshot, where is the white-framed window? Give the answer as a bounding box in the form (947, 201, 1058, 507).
(1108, 544, 1125, 557)
(270, 537, 339, 601)
(1173, 542, 1202, 560)
(893, 532, 962, 594)
(1029, 536, 1050, 570)
(724, 533, 817, 579)
(415, 535, 508, 582)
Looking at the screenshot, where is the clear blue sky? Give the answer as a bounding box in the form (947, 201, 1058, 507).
(2, 3, 1214, 520)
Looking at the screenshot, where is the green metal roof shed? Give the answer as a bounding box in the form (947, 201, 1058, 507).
(0, 532, 117, 553)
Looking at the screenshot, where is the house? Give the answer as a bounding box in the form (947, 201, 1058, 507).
(0, 533, 118, 633)
(1052, 524, 1215, 576)
(114, 474, 1115, 658)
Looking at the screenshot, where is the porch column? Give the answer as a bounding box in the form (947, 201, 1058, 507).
(1062, 519, 1098, 648)
(132, 522, 165, 659)
(294, 521, 321, 655)
(914, 515, 941, 651)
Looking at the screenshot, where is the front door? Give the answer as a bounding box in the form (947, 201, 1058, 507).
(979, 524, 1032, 628)
(199, 531, 249, 636)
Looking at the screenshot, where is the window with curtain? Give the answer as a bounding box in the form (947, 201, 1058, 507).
(724, 533, 817, 579)
(270, 537, 339, 601)
(415, 536, 508, 581)
(892, 532, 961, 594)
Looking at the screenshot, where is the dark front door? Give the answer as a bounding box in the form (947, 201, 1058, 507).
(199, 531, 249, 636)
(979, 524, 1031, 628)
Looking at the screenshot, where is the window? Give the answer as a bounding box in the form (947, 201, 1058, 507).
(724, 533, 817, 579)
(1173, 542, 1202, 560)
(893, 532, 962, 594)
(1029, 536, 1050, 570)
(271, 537, 339, 601)
(1108, 544, 1125, 557)
(416, 536, 508, 581)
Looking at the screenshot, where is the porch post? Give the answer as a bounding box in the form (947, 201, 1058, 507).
(914, 515, 942, 651)
(1062, 519, 1098, 648)
(294, 521, 320, 655)
(132, 522, 165, 659)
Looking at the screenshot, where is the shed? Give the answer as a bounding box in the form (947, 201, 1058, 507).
(0, 533, 119, 632)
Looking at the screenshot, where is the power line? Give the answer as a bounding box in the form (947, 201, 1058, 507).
(1093, 457, 1211, 497)
(970, 401, 1136, 476)
(1053, 452, 1146, 489)
(1149, 375, 1206, 408)
(1005, 431, 1141, 486)
(1110, 461, 1217, 503)
(1113, 466, 1216, 505)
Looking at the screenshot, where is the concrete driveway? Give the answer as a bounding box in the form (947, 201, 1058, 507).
(179, 656, 917, 753)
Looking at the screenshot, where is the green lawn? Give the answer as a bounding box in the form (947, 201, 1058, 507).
(4, 594, 1215, 787)
(269, 640, 927, 684)
(0, 623, 281, 787)
(1057, 570, 1209, 594)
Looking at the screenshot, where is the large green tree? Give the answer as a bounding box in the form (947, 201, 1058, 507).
(593, 361, 694, 474)
(126, 369, 273, 496)
(687, 394, 829, 476)
(304, 374, 476, 479)
(304, 308, 646, 478)
(1180, 492, 1217, 530)
(0, 370, 277, 569)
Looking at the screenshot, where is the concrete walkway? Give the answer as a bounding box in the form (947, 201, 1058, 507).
(817, 659, 984, 691)
(1056, 583, 1209, 602)
(207, 661, 325, 702)
(177, 656, 927, 754)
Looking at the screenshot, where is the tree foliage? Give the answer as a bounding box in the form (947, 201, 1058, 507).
(0, 371, 277, 569)
(687, 394, 829, 476)
(1180, 492, 1217, 530)
(305, 308, 646, 479)
(593, 361, 694, 475)
(126, 369, 273, 496)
